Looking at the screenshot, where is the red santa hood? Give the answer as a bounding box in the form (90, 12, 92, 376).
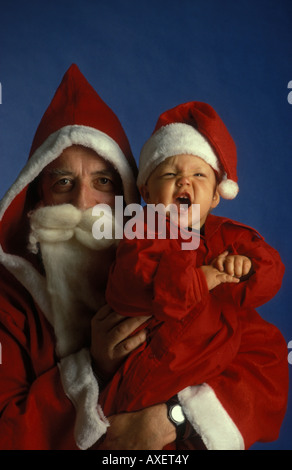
(0, 64, 139, 317)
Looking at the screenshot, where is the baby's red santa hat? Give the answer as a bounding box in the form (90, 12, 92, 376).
(137, 101, 239, 200)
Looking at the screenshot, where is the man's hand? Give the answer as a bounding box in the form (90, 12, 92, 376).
(94, 404, 176, 450)
(90, 304, 150, 382)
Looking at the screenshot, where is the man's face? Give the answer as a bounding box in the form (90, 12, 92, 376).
(39, 145, 122, 210)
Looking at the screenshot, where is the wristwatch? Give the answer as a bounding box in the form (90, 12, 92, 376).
(166, 395, 187, 440)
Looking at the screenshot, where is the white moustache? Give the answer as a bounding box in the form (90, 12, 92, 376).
(28, 203, 118, 253)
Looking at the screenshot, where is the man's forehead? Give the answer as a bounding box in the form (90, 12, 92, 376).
(42, 147, 116, 175)
(44, 166, 116, 176)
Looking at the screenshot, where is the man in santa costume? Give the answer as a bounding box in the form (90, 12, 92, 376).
(0, 64, 148, 450)
(0, 65, 288, 450)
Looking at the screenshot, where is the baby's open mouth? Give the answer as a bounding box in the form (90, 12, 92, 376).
(176, 195, 192, 208)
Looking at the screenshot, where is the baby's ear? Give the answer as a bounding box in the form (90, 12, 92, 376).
(139, 184, 150, 203)
(211, 189, 220, 209)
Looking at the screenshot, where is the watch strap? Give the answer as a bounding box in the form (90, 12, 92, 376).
(166, 395, 187, 441)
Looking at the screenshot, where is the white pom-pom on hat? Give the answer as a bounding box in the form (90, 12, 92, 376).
(218, 178, 239, 200)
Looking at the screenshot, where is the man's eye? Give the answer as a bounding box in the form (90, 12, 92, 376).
(99, 177, 111, 185)
(58, 178, 71, 185)
(53, 178, 73, 192)
(94, 177, 115, 192)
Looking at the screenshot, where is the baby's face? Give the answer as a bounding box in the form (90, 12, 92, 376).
(140, 154, 220, 228)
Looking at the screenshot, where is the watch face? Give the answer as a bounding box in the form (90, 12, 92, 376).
(170, 404, 185, 424)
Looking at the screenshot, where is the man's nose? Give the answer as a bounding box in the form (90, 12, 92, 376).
(72, 184, 95, 210)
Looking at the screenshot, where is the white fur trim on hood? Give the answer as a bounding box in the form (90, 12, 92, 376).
(0, 124, 137, 223)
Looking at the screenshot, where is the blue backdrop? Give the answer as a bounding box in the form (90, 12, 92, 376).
(0, 0, 291, 450)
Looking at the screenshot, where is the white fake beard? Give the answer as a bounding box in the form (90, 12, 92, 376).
(28, 203, 119, 358)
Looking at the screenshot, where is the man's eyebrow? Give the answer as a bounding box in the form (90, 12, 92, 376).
(45, 168, 74, 177)
(90, 169, 115, 176)
(45, 169, 115, 177)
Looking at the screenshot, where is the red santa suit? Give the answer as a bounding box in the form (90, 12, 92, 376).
(103, 208, 286, 419)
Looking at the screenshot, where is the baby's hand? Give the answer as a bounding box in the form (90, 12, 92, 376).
(200, 265, 240, 291)
(212, 251, 252, 278)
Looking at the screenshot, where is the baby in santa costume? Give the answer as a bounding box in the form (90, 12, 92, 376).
(103, 101, 288, 448)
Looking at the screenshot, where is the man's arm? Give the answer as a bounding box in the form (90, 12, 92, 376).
(90, 306, 205, 450)
(90, 306, 178, 449)
(94, 404, 176, 450)
(0, 311, 78, 449)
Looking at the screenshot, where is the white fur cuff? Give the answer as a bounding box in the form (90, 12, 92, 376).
(58, 348, 109, 450)
(178, 384, 244, 450)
